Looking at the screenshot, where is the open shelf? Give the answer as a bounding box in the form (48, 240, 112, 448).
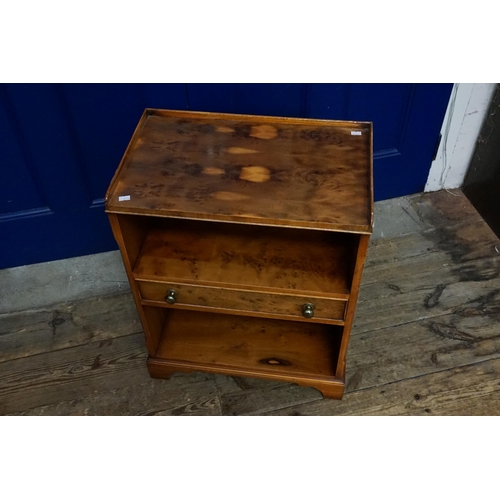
(133, 217, 357, 297)
(151, 309, 342, 379)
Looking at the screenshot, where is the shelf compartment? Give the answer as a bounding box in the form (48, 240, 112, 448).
(150, 309, 343, 382)
(133, 218, 357, 296)
(137, 279, 347, 325)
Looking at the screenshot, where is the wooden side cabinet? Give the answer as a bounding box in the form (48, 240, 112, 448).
(105, 109, 373, 399)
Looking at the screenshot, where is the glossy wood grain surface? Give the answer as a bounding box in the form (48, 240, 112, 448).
(106, 109, 373, 233)
(133, 218, 356, 295)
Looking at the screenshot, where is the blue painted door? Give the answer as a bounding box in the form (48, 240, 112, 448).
(1, 83, 452, 269)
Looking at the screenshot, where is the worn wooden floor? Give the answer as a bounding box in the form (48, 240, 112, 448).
(1, 189, 500, 416)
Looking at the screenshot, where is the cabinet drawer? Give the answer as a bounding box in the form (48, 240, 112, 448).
(137, 281, 347, 323)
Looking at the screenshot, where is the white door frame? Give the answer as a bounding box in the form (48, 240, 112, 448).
(425, 83, 496, 192)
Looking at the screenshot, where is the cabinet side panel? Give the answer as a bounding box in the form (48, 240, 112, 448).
(335, 234, 370, 380)
(143, 306, 169, 357)
(108, 213, 164, 355)
(113, 214, 149, 268)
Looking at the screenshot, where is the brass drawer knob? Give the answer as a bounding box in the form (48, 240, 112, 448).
(302, 303, 315, 319)
(165, 289, 178, 304)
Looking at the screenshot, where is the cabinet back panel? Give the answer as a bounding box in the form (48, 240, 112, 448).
(134, 218, 357, 295)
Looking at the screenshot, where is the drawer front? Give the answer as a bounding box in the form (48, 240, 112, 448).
(137, 281, 346, 322)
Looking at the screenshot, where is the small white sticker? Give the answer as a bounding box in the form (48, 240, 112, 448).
(351, 131, 362, 136)
(118, 195, 131, 201)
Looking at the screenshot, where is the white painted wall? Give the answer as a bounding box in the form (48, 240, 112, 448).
(425, 83, 496, 192)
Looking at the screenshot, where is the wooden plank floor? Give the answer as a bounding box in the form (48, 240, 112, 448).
(1, 189, 500, 416)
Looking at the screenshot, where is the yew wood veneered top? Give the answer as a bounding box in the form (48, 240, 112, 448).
(105, 109, 373, 233)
